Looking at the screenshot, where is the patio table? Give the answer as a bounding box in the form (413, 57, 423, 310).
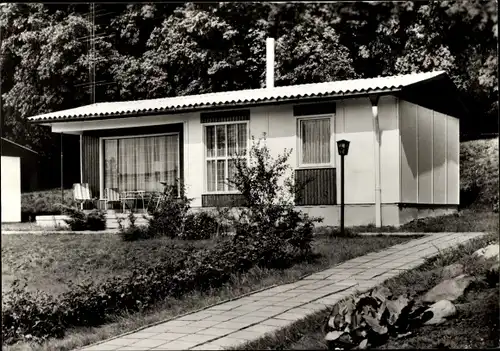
(121, 190, 146, 212)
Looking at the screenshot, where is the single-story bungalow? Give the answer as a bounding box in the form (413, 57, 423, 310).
(27, 39, 465, 227)
(1, 137, 39, 223)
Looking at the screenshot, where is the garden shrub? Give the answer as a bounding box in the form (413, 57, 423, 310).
(227, 135, 322, 259)
(117, 212, 150, 241)
(181, 211, 228, 240)
(60, 206, 106, 231)
(21, 189, 75, 221)
(145, 183, 228, 240)
(147, 183, 193, 238)
(85, 210, 106, 231)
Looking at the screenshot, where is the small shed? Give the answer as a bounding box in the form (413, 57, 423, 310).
(1, 138, 38, 223)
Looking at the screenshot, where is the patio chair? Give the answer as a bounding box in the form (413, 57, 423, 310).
(100, 188, 121, 210)
(73, 183, 93, 210)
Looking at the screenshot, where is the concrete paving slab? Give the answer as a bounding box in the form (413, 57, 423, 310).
(127, 338, 168, 349)
(196, 328, 235, 337)
(80, 233, 486, 351)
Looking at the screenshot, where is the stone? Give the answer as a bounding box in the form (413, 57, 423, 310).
(423, 300, 457, 325)
(440, 263, 464, 280)
(422, 274, 474, 303)
(473, 244, 500, 261)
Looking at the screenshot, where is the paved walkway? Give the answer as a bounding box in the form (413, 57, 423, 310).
(81, 232, 485, 351)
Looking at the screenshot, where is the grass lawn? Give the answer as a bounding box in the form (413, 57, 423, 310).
(1, 233, 215, 296)
(2, 233, 416, 351)
(234, 232, 498, 350)
(2, 222, 47, 231)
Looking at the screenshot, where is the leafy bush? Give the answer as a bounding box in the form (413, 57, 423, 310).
(182, 211, 228, 240)
(21, 189, 75, 221)
(147, 183, 193, 238)
(117, 212, 150, 241)
(227, 135, 322, 258)
(324, 287, 437, 350)
(145, 183, 228, 240)
(86, 210, 106, 230)
(61, 206, 106, 231)
(460, 138, 499, 210)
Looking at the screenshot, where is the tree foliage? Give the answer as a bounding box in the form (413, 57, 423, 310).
(0, 1, 497, 153)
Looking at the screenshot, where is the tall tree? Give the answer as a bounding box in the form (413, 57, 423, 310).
(1, 3, 120, 151)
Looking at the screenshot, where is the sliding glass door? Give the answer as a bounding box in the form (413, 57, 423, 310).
(103, 134, 179, 193)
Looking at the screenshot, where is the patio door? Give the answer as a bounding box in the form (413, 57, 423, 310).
(103, 133, 179, 194)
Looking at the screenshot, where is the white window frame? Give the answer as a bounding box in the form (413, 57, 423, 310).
(99, 132, 181, 198)
(296, 114, 336, 169)
(202, 120, 250, 194)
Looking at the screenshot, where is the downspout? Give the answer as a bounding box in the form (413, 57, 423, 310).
(80, 133, 83, 183)
(369, 95, 382, 227)
(60, 132, 64, 204)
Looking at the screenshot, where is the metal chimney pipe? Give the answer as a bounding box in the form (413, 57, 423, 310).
(266, 38, 275, 89)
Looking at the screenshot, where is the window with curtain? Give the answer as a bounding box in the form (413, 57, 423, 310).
(299, 118, 331, 165)
(103, 134, 179, 193)
(205, 123, 247, 192)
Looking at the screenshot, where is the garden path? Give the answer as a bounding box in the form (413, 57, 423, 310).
(80, 232, 485, 351)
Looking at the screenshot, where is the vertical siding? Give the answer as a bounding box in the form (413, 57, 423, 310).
(433, 112, 447, 203)
(82, 135, 100, 198)
(399, 100, 418, 202)
(295, 168, 336, 205)
(378, 95, 400, 203)
(447, 116, 460, 204)
(417, 105, 433, 203)
(400, 100, 459, 205)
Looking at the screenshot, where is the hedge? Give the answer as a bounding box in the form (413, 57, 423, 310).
(1, 229, 309, 345)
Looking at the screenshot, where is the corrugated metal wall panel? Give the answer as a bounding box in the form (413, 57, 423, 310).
(82, 135, 100, 198)
(295, 168, 336, 205)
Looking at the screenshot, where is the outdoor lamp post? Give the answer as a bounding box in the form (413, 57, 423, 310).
(337, 139, 350, 236)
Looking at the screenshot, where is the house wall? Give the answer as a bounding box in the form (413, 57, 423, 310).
(1, 156, 21, 223)
(51, 97, 401, 209)
(399, 100, 459, 205)
(335, 96, 400, 205)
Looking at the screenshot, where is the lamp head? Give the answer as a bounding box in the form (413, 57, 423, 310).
(337, 139, 350, 156)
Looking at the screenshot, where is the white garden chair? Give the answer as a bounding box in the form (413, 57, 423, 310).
(73, 183, 93, 210)
(100, 188, 121, 210)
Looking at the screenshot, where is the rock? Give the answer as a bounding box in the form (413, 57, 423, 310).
(422, 274, 474, 303)
(441, 263, 464, 279)
(423, 300, 457, 325)
(473, 244, 500, 261)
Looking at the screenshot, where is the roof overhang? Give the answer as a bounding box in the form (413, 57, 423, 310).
(32, 89, 399, 126)
(27, 71, 467, 126)
(395, 73, 469, 119)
